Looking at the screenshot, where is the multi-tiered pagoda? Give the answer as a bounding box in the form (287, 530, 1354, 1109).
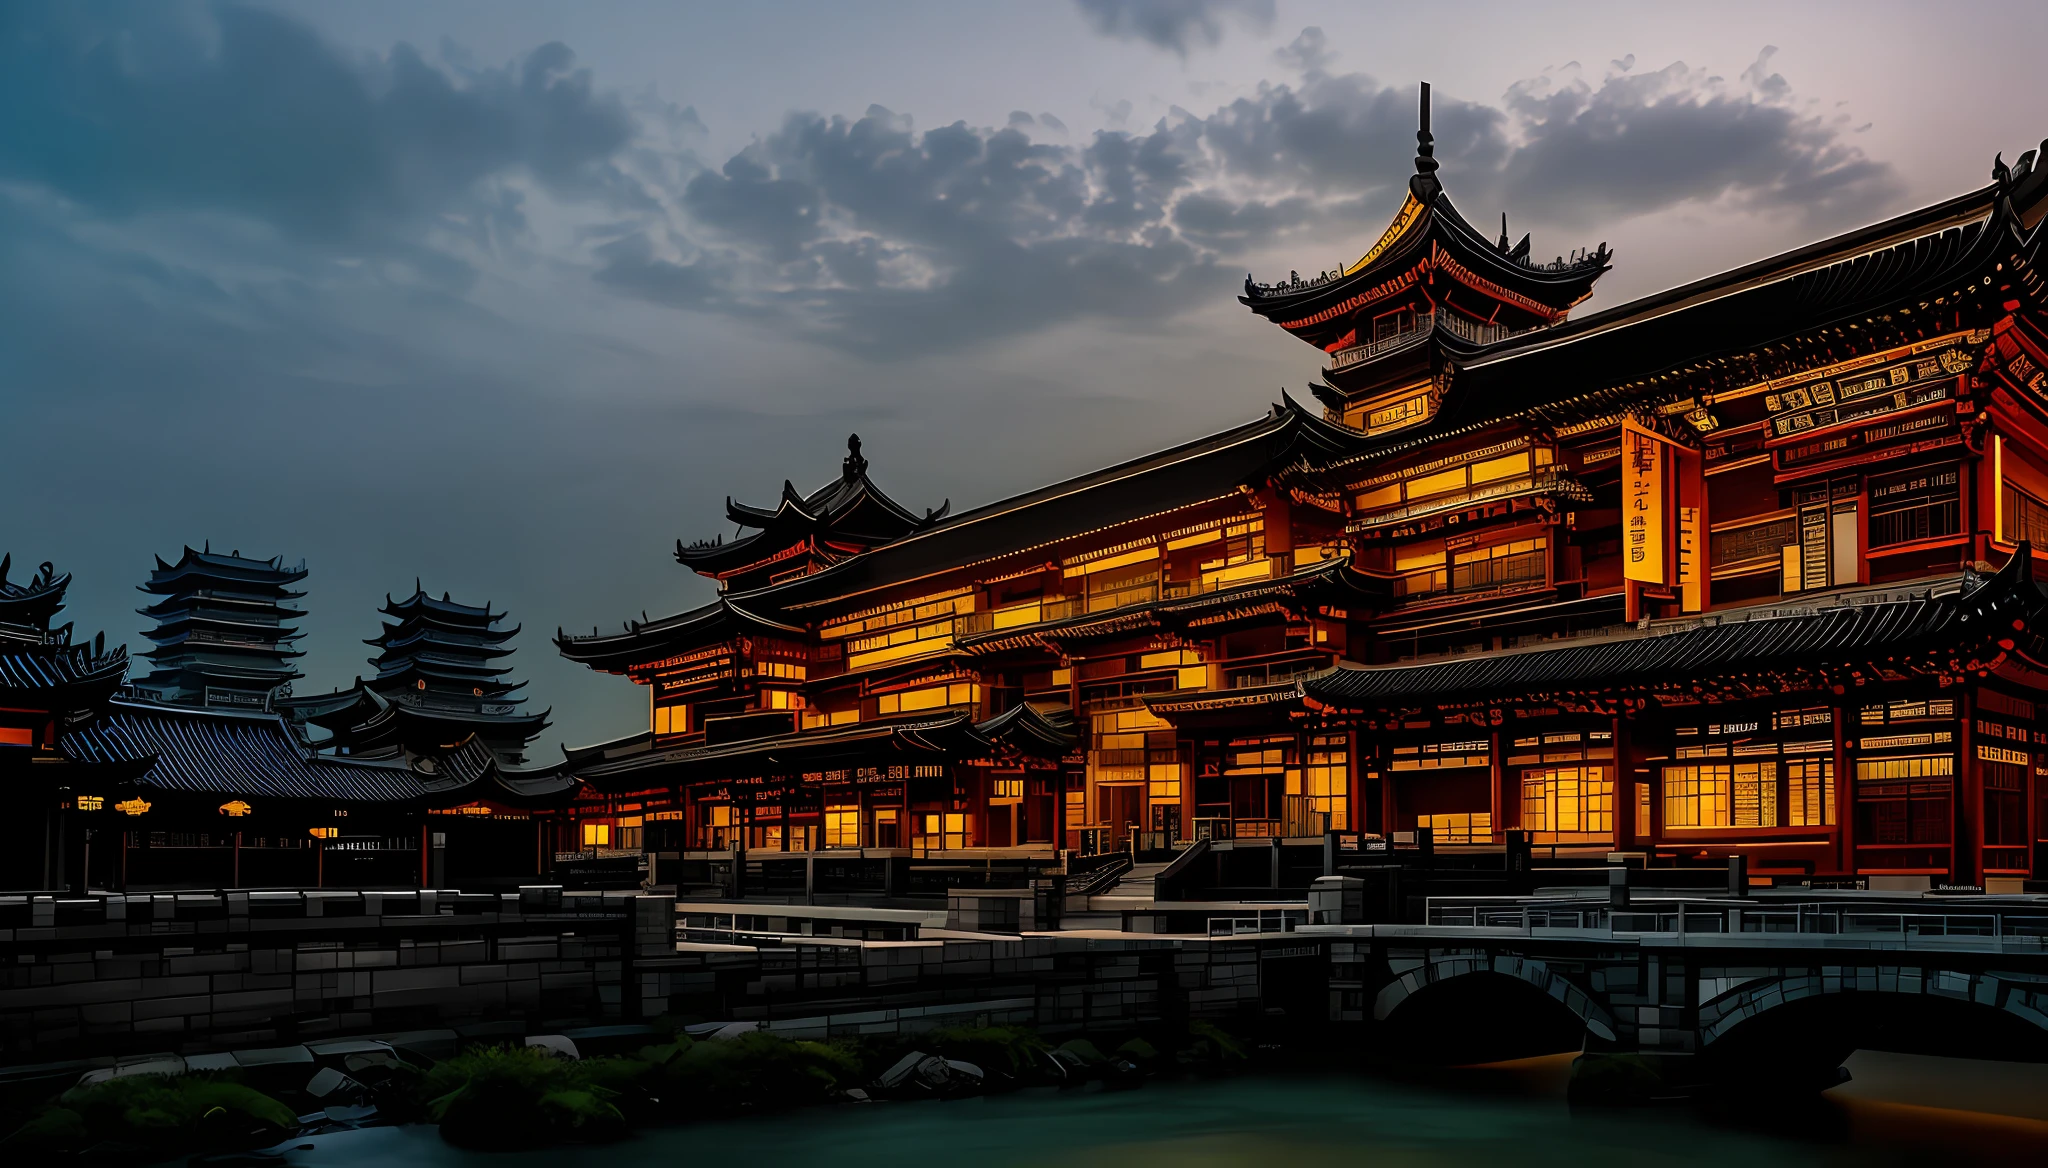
(132, 545, 306, 710)
(283, 586, 548, 765)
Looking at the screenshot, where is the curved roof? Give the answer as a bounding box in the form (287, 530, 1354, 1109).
(0, 555, 70, 633)
(677, 434, 950, 578)
(139, 546, 308, 594)
(64, 697, 571, 805)
(1242, 84, 1609, 351)
(1303, 551, 2045, 708)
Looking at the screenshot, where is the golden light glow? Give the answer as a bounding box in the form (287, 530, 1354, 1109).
(309, 827, 339, 839)
(1623, 417, 1668, 585)
(115, 798, 151, 817)
(76, 795, 104, 811)
(218, 800, 253, 817)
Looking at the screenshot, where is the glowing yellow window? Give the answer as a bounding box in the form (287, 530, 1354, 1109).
(581, 822, 612, 847)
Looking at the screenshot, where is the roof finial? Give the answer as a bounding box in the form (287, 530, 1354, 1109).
(844, 432, 867, 477)
(1410, 82, 1441, 203)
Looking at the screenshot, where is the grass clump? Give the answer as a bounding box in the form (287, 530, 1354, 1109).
(421, 1045, 640, 1150)
(0, 1071, 296, 1159)
(639, 1031, 864, 1116)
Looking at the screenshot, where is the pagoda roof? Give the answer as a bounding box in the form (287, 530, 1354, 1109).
(1296, 144, 2048, 481)
(370, 623, 517, 653)
(369, 655, 514, 682)
(379, 585, 508, 626)
(1302, 551, 2047, 710)
(1242, 83, 1609, 351)
(63, 697, 573, 806)
(677, 434, 950, 577)
(0, 555, 70, 633)
(140, 546, 308, 594)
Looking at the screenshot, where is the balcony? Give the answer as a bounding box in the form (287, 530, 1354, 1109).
(1392, 548, 1549, 603)
(953, 566, 1279, 640)
(1352, 468, 1580, 531)
(1327, 312, 1525, 372)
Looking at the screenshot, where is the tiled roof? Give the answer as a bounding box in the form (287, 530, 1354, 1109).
(63, 698, 574, 805)
(1303, 554, 2044, 708)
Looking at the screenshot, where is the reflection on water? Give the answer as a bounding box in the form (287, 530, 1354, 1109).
(275, 1051, 2048, 1168)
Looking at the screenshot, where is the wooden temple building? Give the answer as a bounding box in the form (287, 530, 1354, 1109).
(0, 552, 574, 893)
(560, 86, 2048, 888)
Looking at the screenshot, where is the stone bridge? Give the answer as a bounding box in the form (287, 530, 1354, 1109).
(1315, 878, 2048, 1097)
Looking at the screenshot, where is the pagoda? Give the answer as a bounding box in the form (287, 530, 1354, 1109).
(677, 434, 950, 591)
(133, 545, 306, 710)
(283, 585, 549, 765)
(1240, 82, 1610, 435)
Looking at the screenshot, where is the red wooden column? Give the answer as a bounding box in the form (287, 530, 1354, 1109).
(1959, 688, 1981, 886)
(1833, 691, 1853, 877)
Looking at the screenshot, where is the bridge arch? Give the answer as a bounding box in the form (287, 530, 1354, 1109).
(1373, 954, 1617, 1062)
(1698, 967, 2048, 1081)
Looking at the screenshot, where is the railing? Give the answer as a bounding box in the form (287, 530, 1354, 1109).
(1225, 659, 1326, 689)
(1355, 470, 1578, 531)
(1424, 896, 2048, 949)
(954, 566, 1282, 639)
(1330, 313, 1437, 369)
(1327, 312, 1527, 371)
(1393, 548, 1549, 601)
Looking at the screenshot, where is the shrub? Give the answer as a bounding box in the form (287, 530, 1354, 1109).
(422, 1046, 634, 1150)
(0, 1072, 299, 1159)
(645, 1032, 864, 1116)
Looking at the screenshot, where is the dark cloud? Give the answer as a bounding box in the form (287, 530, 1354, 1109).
(0, 2, 642, 260)
(1490, 50, 1904, 227)
(590, 47, 1899, 355)
(1072, 0, 1275, 56)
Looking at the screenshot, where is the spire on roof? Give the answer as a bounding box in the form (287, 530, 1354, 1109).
(1410, 81, 1441, 203)
(844, 432, 867, 478)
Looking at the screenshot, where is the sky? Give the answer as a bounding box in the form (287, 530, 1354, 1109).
(3, 0, 2044, 755)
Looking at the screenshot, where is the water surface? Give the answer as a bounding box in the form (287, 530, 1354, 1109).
(273, 1051, 2048, 1167)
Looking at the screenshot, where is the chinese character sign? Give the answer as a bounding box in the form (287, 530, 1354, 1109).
(1623, 418, 1667, 585)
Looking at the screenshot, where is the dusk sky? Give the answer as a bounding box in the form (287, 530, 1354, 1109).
(4, 0, 2044, 755)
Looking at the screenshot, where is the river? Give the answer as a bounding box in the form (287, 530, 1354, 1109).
(267, 1051, 2048, 1167)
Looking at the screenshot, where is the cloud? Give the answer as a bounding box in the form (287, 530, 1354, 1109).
(588, 46, 1900, 356)
(0, 2, 643, 266)
(1072, 0, 1275, 56)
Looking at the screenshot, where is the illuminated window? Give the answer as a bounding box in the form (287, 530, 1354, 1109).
(653, 703, 689, 736)
(1416, 812, 1491, 843)
(990, 777, 1024, 803)
(757, 661, 808, 681)
(1634, 782, 1651, 837)
(824, 805, 860, 848)
(1662, 765, 1730, 829)
(581, 822, 611, 847)
(875, 682, 978, 715)
(1785, 760, 1834, 826)
(918, 812, 968, 850)
(1519, 765, 1611, 841)
(1855, 755, 1954, 781)
(1297, 733, 1349, 831)
(802, 705, 860, 730)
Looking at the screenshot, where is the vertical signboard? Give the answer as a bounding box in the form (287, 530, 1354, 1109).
(1674, 444, 1704, 612)
(1623, 418, 1667, 585)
